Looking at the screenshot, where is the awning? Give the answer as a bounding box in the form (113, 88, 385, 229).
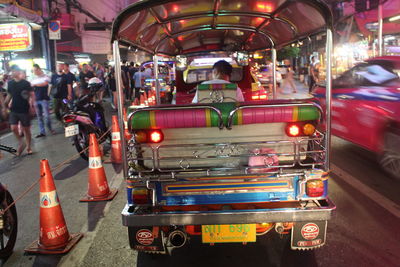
(111, 0, 333, 56)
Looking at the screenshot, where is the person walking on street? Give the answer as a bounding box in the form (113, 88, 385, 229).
(79, 63, 95, 97)
(64, 63, 76, 100)
(93, 62, 105, 102)
(2, 65, 35, 155)
(280, 59, 297, 94)
(309, 56, 320, 93)
(106, 67, 117, 109)
(133, 68, 144, 101)
(31, 64, 55, 137)
(128, 62, 138, 100)
(50, 63, 70, 121)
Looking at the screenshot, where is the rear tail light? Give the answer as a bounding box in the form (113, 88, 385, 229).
(149, 130, 163, 143)
(285, 122, 316, 137)
(63, 115, 76, 123)
(134, 129, 164, 143)
(306, 179, 324, 197)
(252, 95, 259, 100)
(132, 187, 150, 204)
(259, 94, 267, 100)
(286, 124, 301, 137)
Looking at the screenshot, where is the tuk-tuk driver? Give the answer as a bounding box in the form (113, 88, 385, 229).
(192, 60, 244, 103)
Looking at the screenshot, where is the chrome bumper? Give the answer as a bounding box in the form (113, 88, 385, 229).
(121, 199, 335, 227)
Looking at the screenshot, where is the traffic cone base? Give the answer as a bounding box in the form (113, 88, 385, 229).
(25, 233, 83, 255)
(79, 188, 118, 202)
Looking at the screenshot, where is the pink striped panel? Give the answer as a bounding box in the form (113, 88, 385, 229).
(155, 109, 207, 128)
(241, 107, 294, 124)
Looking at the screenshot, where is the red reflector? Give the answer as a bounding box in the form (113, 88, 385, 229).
(149, 130, 163, 143)
(132, 188, 149, 204)
(63, 116, 75, 123)
(306, 179, 324, 197)
(287, 124, 300, 137)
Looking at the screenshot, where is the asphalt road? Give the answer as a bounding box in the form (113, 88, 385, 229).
(1, 99, 400, 267)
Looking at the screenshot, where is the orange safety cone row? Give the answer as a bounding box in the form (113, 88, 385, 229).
(144, 92, 149, 106)
(133, 97, 139, 106)
(110, 115, 123, 164)
(139, 94, 145, 106)
(80, 133, 118, 202)
(25, 159, 82, 254)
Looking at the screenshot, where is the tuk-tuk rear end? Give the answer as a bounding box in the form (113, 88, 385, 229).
(111, 0, 335, 255)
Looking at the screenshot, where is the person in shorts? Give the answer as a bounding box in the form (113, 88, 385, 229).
(2, 65, 35, 155)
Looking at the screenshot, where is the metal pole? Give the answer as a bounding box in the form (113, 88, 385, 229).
(378, 3, 383, 56)
(113, 40, 129, 178)
(325, 28, 333, 171)
(271, 48, 277, 99)
(153, 55, 161, 104)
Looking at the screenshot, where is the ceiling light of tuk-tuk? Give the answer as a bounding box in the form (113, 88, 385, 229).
(256, 2, 273, 13)
(388, 15, 400, 22)
(172, 4, 179, 12)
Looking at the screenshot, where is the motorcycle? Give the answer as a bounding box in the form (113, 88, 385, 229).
(62, 77, 110, 160)
(0, 145, 18, 259)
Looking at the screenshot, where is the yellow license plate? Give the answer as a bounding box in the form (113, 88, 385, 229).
(201, 224, 256, 243)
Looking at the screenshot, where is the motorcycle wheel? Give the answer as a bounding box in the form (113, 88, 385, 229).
(0, 189, 18, 259)
(74, 127, 89, 161)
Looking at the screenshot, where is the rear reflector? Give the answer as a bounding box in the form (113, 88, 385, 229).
(306, 179, 324, 197)
(132, 187, 149, 204)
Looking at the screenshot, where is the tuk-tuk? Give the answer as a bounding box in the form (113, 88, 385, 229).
(111, 0, 335, 254)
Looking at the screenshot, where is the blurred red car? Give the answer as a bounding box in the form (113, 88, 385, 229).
(313, 56, 400, 179)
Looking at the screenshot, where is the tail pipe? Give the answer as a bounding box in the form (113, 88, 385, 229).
(168, 230, 187, 248)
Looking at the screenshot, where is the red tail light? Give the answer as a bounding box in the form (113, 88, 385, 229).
(63, 115, 76, 123)
(252, 95, 260, 100)
(132, 187, 150, 204)
(149, 130, 163, 143)
(286, 124, 300, 137)
(306, 179, 324, 197)
(259, 94, 267, 100)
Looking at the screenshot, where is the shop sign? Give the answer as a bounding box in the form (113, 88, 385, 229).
(0, 23, 33, 52)
(48, 20, 61, 40)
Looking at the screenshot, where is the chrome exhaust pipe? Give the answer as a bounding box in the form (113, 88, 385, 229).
(168, 230, 187, 248)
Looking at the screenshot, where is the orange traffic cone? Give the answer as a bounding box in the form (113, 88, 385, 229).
(80, 134, 118, 202)
(133, 98, 139, 106)
(139, 94, 145, 106)
(144, 92, 149, 106)
(25, 159, 82, 254)
(110, 116, 122, 164)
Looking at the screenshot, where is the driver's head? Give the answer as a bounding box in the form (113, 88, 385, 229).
(212, 60, 233, 80)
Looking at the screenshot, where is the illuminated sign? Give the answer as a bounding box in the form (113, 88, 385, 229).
(0, 23, 33, 52)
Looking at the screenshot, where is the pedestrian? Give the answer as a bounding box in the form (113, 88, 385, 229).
(280, 59, 297, 94)
(106, 67, 117, 109)
(2, 65, 35, 155)
(93, 62, 105, 102)
(64, 63, 76, 100)
(50, 63, 70, 121)
(133, 67, 144, 100)
(30, 64, 55, 137)
(309, 56, 320, 93)
(79, 63, 95, 96)
(128, 62, 138, 100)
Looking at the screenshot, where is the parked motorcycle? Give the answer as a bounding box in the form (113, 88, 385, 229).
(62, 77, 110, 160)
(0, 145, 18, 259)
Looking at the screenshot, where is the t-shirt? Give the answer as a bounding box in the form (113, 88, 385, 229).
(7, 79, 33, 113)
(31, 74, 50, 101)
(51, 73, 68, 99)
(79, 71, 95, 90)
(192, 79, 244, 103)
(65, 72, 76, 98)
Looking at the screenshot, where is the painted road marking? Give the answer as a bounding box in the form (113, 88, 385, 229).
(0, 132, 12, 140)
(332, 164, 400, 218)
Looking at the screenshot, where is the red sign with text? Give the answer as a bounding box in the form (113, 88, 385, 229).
(0, 23, 32, 52)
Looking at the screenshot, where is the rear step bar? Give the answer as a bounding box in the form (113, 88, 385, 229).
(122, 198, 335, 226)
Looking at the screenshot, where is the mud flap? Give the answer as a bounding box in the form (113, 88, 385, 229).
(291, 221, 327, 250)
(128, 226, 166, 254)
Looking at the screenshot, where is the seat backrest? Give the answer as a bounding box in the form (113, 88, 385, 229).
(197, 83, 237, 103)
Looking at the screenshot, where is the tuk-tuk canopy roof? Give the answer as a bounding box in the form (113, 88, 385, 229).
(111, 0, 333, 56)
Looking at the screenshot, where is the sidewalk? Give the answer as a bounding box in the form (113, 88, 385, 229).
(276, 79, 312, 100)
